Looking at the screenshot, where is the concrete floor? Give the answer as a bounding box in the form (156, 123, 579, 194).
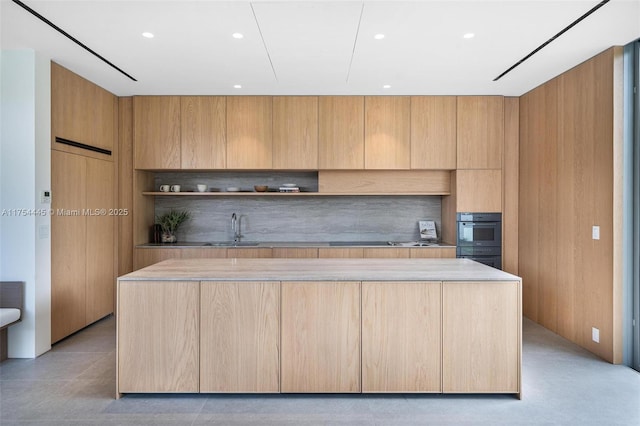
(0, 316, 638, 425)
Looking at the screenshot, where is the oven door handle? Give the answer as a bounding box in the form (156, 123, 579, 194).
(460, 222, 500, 226)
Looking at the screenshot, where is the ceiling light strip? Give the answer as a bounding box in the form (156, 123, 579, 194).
(346, 2, 365, 83)
(250, 3, 278, 82)
(11, 0, 137, 82)
(493, 0, 610, 81)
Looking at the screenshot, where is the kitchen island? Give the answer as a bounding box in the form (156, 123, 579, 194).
(117, 258, 522, 398)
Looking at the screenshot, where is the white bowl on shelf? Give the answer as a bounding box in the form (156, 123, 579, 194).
(281, 183, 297, 188)
(226, 187, 240, 192)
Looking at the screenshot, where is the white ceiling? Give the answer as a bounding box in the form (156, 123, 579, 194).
(1, 0, 639, 96)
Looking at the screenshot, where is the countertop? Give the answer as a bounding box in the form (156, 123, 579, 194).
(136, 241, 456, 248)
(118, 258, 520, 282)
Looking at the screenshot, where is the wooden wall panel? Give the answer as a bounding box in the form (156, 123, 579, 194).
(410, 96, 457, 169)
(502, 97, 519, 276)
(133, 96, 181, 169)
(118, 97, 134, 276)
(364, 96, 410, 169)
(226, 96, 272, 169)
(456, 96, 504, 169)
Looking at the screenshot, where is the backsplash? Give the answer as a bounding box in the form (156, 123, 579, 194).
(154, 172, 442, 243)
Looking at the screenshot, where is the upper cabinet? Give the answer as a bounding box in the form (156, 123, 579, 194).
(134, 96, 181, 169)
(227, 96, 273, 169)
(51, 62, 116, 156)
(456, 96, 504, 169)
(410, 96, 457, 170)
(273, 97, 318, 169)
(365, 96, 411, 169)
(180, 97, 226, 169)
(318, 96, 364, 170)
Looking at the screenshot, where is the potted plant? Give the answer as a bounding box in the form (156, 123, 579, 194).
(155, 210, 190, 243)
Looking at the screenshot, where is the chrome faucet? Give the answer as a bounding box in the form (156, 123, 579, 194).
(231, 213, 242, 243)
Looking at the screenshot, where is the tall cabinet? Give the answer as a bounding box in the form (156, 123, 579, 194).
(51, 63, 117, 343)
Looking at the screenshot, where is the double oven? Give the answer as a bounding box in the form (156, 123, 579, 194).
(456, 212, 502, 269)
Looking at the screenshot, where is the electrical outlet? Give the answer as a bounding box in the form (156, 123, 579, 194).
(592, 327, 600, 343)
(592, 226, 600, 240)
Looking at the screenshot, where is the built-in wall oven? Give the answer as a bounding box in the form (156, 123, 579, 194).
(456, 212, 502, 269)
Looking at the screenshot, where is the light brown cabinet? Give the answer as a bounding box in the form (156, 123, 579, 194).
(51, 151, 115, 343)
(317, 248, 364, 258)
(456, 96, 504, 169)
(117, 280, 199, 393)
(134, 96, 181, 169)
(410, 96, 457, 169)
(200, 281, 280, 392)
(318, 96, 365, 169)
(410, 247, 456, 258)
(272, 248, 319, 258)
(362, 281, 441, 392)
(227, 248, 272, 258)
(281, 281, 361, 393)
(51, 62, 116, 155)
(365, 96, 411, 169)
(273, 97, 318, 169)
(455, 169, 502, 212)
(180, 96, 226, 169)
(442, 281, 520, 393)
(134, 247, 227, 270)
(363, 248, 410, 258)
(226, 96, 272, 169)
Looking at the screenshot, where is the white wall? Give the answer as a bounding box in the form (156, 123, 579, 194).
(0, 49, 51, 357)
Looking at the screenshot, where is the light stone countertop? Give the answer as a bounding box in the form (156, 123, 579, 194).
(119, 258, 520, 282)
(136, 241, 456, 248)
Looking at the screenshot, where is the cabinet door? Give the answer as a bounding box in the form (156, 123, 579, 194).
(181, 96, 226, 169)
(273, 97, 318, 169)
(226, 96, 272, 169)
(410, 247, 456, 258)
(85, 157, 115, 324)
(456, 96, 504, 169)
(318, 96, 364, 169)
(317, 248, 364, 258)
(134, 248, 182, 270)
(281, 281, 361, 392)
(410, 96, 456, 169)
(272, 248, 318, 258)
(92, 85, 117, 152)
(118, 281, 199, 393)
(227, 248, 272, 258)
(200, 281, 280, 392)
(363, 248, 410, 258)
(365, 96, 410, 169)
(51, 151, 87, 343)
(134, 96, 181, 169)
(442, 281, 520, 393)
(51, 62, 92, 147)
(362, 282, 441, 392)
(456, 169, 502, 212)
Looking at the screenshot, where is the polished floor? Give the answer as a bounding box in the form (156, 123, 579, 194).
(0, 316, 638, 426)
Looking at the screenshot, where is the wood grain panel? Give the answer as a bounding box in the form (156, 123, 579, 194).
(363, 248, 410, 258)
(318, 170, 450, 194)
(180, 96, 226, 169)
(93, 84, 117, 152)
(133, 248, 182, 269)
(455, 169, 502, 213)
(318, 96, 364, 169)
(227, 248, 273, 258)
(281, 281, 361, 393)
(133, 96, 181, 169)
(442, 281, 520, 393)
(118, 97, 134, 276)
(440, 172, 457, 245)
(117, 281, 199, 393)
(133, 171, 155, 247)
(503, 97, 519, 276)
(226, 96, 272, 169)
(272, 248, 319, 258)
(51, 150, 87, 343)
(365, 96, 410, 169)
(180, 248, 227, 259)
(456, 96, 504, 169)
(362, 282, 441, 392)
(51, 62, 92, 148)
(409, 247, 456, 258)
(85, 157, 115, 324)
(410, 96, 456, 169)
(273, 97, 318, 169)
(317, 248, 364, 258)
(200, 281, 280, 392)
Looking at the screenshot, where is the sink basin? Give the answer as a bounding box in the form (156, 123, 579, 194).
(202, 242, 259, 247)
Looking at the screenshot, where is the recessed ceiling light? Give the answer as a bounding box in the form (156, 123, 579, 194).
(463, 33, 475, 39)
(383, 84, 391, 89)
(232, 33, 244, 39)
(142, 32, 154, 38)
(374, 34, 385, 40)
(233, 84, 242, 89)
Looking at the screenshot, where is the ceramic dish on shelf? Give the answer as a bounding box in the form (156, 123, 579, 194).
(281, 183, 297, 188)
(226, 187, 240, 192)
